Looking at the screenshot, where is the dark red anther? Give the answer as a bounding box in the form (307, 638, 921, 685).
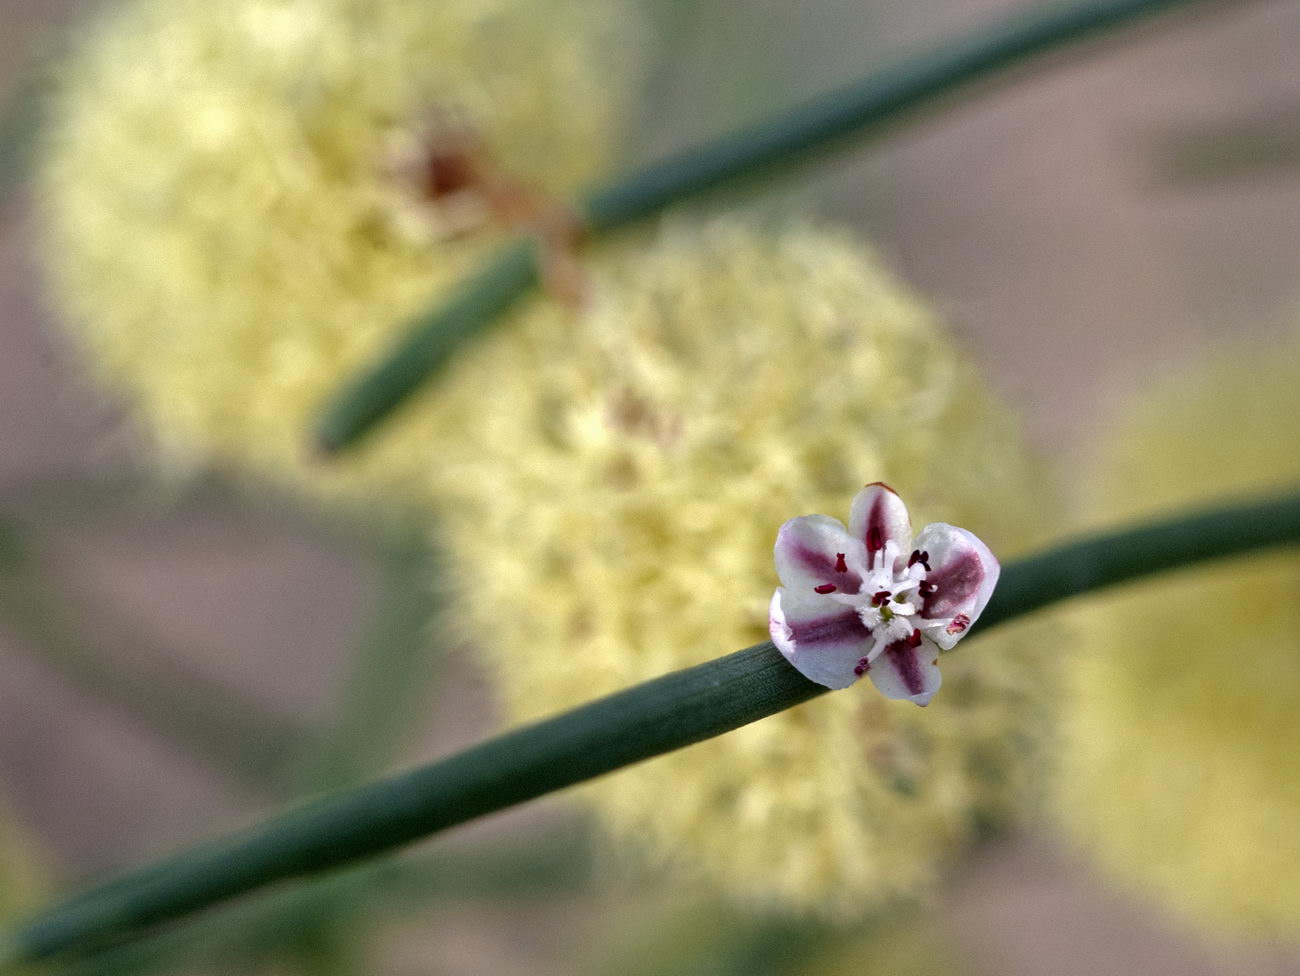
(906, 628, 923, 648)
(866, 526, 883, 552)
(425, 150, 477, 200)
(834, 552, 848, 573)
(853, 657, 872, 676)
(908, 549, 931, 570)
(814, 583, 837, 594)
(918, 580, 937, 596)
(871, 590, 892, 606)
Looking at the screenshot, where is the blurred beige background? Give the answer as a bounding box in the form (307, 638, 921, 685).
(1, 0, 1299, 973)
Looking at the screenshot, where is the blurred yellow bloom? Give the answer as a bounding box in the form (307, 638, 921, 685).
(1055, 331, 1300, 937)
(38, 0, 638, 513)
(428, 219, 1061, 913)
(593, 894, 973, 976)
(38, 0, 1060, 915)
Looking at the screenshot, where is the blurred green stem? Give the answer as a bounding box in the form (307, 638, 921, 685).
(0, 512, 311, 789)
(0, 35, 49, 216)
(58, 832, 590, 976)
(4, 490, 1299, 966)
(280, 538, 442, 974)
(315, 0, 1232, 453)
(295, 540, 442, 793)
(0, 3, 95, 217)
(0, 72, 41, 217)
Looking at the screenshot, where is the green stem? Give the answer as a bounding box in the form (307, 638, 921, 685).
(0, 38, 46, 216)
(4, 491, 1298, 966)
(281, 540, 441, 973)
(57, 832, 590, 976)
(294, 541, 441, 795)
(315, 0, 1228, 453)
(0, 6, 89, 218)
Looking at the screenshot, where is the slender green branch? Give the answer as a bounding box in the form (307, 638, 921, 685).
(0, 43, 46, 216)
(294, 541, 442, 795)
(281, 540, 442, 973)
(58, 832, 590, 976)
(3, 491, 1298, 967)
(315, 0, 1229, 453)
(0, 9, 86, 217)
(978, 494, 1300, 627)
(0, 80, 39, 217)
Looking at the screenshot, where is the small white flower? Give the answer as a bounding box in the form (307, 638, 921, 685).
(768, 483, 1000, 706)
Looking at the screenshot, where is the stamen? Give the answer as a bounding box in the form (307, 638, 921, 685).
(946, 614, 971, 635)
(918, 580, 937, 596)
(853, 657, 872, 676)
(906, 628, 923, 648)
(834, 552, 848, 573)
(866, 527, 883, 552)
(814, 583, 837, 594)
(424, 149, 477, 200)
(871, 590, 892, 607)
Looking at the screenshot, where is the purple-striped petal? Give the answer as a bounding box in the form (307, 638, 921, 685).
(864, 637, 942, 706)
(914, 522, 1000, 649)
(769, 588, 873, 690)
(773, 514, 867, 599)
(847, 482, 912, 571)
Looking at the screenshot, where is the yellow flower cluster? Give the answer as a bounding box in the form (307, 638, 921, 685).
(1054, 330, 1300, 938)
(38, 0, 637, 515)
(428, 219, 1061, 913)
(38, 0, 1062, 915)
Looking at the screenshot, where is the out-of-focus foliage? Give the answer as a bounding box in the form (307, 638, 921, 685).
(429, 218, 1062, 914)
(0, 805, 46, 925)
(1056, 327, 1300, 938)
(0, 805, 49, 976)
(589, 894, 976, 976)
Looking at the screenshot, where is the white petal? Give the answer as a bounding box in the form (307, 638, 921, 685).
(769, 588, 873, 690)
(864, 637, 943, 706)
(913, 522, 1000, 650)
(847, 482, 912, 572)
(773, 514, 868, 599)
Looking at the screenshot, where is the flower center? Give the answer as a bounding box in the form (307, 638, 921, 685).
(813, 546, 937, 665)
(424, 146, 479, 201)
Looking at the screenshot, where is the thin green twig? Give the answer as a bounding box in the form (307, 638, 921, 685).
(294, 541, 442, 795)
(3, 490, 1298, 967)
(0, 5, 91, 217)
(0, 48, 46, 217)
(57, 831, 590, 976)
(280, 539, 442, 973)
(314, 0, 1230, 454)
